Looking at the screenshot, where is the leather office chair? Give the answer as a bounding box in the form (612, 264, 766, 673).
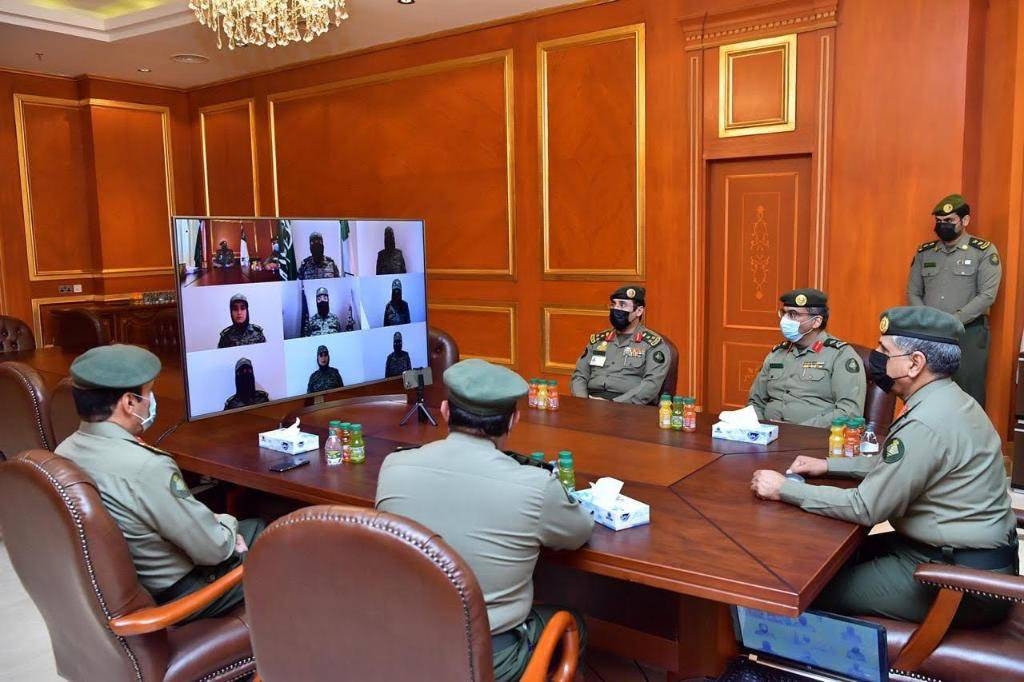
(871, 509, 1024, 682)
(851, 343, 896, 438)
(0, 361, 54, 460)
(0, 315, 36, 353)
(658, 333, 680, 401)
(123, 308, 181, 359)
(55, 308, 110, 351)
(414, 326, 459, 408)
(0, 450, 256, 681)
(49, 376, 79, 446)
(245, 506, 579, 681)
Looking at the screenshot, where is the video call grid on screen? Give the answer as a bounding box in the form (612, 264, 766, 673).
(171, 216, 429, 420)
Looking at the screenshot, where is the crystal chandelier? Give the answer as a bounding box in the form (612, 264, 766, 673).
(189, 0, 349, 50)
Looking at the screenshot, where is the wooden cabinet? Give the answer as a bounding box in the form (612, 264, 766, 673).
(52, 302, 179, 357)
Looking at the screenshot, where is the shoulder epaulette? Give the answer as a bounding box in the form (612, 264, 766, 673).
(641, 330, 662, 347)
(133, 440, 173, 458)
(771, 341, 790, 352)
(590, 329, 613, 344)
(968, 237, 991, 250)
(822, 338, 847, 349)
(917, 240, 938, 252)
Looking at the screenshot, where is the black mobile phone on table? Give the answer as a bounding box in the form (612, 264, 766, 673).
(268, 456, 310, 473)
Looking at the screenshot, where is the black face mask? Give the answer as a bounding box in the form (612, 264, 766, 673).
(934, 221, 959, 242)
(393, 341, 402, 353)
(235, 367, 256, 397)
(317, 301, 329, 317)
(311, 242, 325, 260)
(609, 309, 631, 331)
(392, 288, 402, 303)
(867, 350, 912, 393)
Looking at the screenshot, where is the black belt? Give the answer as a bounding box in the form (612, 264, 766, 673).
(964, 315, 988, 329)
(909, 537, 1018, 571)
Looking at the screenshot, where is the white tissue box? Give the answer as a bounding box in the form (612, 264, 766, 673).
(573, 489, 650, 531)
(711, 421, 779, 444)
(258, 427, 320, 454)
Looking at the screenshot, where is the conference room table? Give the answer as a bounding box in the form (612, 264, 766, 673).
(7, 347, 865, 679)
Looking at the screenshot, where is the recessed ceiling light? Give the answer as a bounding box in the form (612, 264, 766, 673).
(171, 53, 210, 64)
(398, 0, 415, 4)
(137, 67, 152, 73)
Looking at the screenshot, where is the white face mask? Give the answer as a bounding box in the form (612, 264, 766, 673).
(131, 392, 157, 431)
(779, 316, 807, 342)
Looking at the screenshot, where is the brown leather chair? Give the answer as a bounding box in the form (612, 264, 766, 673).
(851, 343, 897, 438)
(0, 315, 36, 353)
(124, 308, 181, 359)
(413, 326, 459, 408)
(49, 376, 79, 447)
(54, 308, 110, 351)
(245, 505, 579, 681)
(0, 450, 256, 681)
(658, 333, 680, 400)
(0, 361, 54, 460)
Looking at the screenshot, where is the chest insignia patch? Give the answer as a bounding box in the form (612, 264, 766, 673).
(769, 362, 784, 369)
(882, 438, 905, 464)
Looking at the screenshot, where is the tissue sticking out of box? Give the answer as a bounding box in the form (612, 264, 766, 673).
(711, 406, 779, 444)
(285, 418, 301, 433)
(589, 477, 624, 507)
(717, 405, 761, 428)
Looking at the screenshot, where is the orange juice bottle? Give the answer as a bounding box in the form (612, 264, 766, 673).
(536, 380, 549, 410)
(547, 380, 560, 410)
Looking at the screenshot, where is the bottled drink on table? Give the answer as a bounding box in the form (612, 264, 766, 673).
(325, 422, 342, 466)
(349, 424, 366, 464)
(530, 451, 545, 465)
(843, 418, 861, 458)
(658, 394, 672, 429)
(557, 450, 576, 493)
(340, 422, 352, 463)
(547, 380, 560, 410)
(828, 418, 845, 458)
(528, 379, 538, 408)
(682, 397, 697, 432)
(536, 380, 549, 410)
(670, 396, 684, 431)
(861, 424, 880, 455)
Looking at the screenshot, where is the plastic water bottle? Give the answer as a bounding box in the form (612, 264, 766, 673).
(861, 425, 880, 455)
(325, 423, 342, 466)
(557, 451, 576, 492)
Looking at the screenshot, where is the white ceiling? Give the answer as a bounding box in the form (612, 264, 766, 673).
(0, 0, 594, 88)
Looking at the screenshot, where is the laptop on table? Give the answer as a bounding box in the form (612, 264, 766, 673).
(717, 606, 889, 682)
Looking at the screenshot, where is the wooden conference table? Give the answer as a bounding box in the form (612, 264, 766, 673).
(8, 347, 864, 678)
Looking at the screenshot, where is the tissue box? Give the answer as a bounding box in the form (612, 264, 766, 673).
(258, 427, 320, 454)
(711, 421, 779, 445)
(573, 488, 650, 531)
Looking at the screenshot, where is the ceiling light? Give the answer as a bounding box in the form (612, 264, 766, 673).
(171, 53, 210, 64)
(137, 67, 152, 73)
(189, 0, 350, 50)
(398, 0, 415, 4)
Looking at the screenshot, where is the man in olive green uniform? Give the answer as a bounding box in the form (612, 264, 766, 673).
(571, 285, 670, 405)
(907, 194, 1001, 407)
(751, 307, 1018, 627)
(297, 231, 340, 280)
(212, 240, 235, 268)
(217, 293, 267, 348)
(748, 288, 866, 427)
(55, 344, 263, 620)
(376, 359, 594, 682)
(303, 287, 343, 337)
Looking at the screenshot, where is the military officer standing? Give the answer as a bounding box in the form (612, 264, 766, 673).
(383, 278, 411, 326)
(748, 289, 866, 427)
(297, 231, 340, 280)
(385, 331, 412, 377)
(376, 226, 407, 275)
(223, 357, 270, 409)
(55, 345, 263, 620)
(571, 285, 670, 405)
(212, 240, 235, 268)
(217, 293, 267, 348)
(303, 287, 342, 336)
(376, 359, 593, 682)
(306, 345, 344, 393)
(907, 194, 1001, 406)
(751, 307, 1018, 627)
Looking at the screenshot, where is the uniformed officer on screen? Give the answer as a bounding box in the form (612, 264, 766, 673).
(343, 305, 357, 332)
(212, 240, 235, 268)
(217, 293, 267, 348)
(297, 231, 340, 280)
(907, 194, 1001, 407)
(385, 331, 412, 378)
(376, 226, 407, 275)
(747, 288, 866, 427)
(751, 307, 1018, 628)
(306, 345, 344, 393)
(55, 344, 264, 621)
(303, 287, 342, 337)
(383, 278, 411, 327)
(571, 285, 670, 405)
(375, 359, 593, 682)
(223, 357, 269, 409)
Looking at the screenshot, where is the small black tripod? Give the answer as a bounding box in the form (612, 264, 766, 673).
(400, 372, 437, 426)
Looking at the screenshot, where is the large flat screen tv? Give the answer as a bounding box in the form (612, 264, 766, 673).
(171, 217, 428, 420)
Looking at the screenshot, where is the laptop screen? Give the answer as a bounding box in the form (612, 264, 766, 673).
(734, 607, 887, 682)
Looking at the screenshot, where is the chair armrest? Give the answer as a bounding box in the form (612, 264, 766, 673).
(108, 565, 243, 636)
(914, 563, 1024, 603)
(521, 610, 579, 682)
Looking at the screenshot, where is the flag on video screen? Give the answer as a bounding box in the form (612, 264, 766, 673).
(339, 219, 353, 276)
(275, 219, 298, 280)
(193, 221, 204, 269)
(300, 282, 309, 337)
(239, 226, 250, 264)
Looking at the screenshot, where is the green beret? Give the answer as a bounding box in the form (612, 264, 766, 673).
(610, 284, 645, 306)
(317, 345, 328, 354)
(932, 194, 969, 217)
(443, 359, 528, 416)
(879, 306, 964, 344)
(70, 344, 161, 390)
(316, 287, 328, 297)
(230, 293, 247, 305)
(780, 288, 828, 308)
(235, 357, 253, 371)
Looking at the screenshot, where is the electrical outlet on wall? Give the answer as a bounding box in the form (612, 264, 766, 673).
(73, 284, 82, 293)
(57, 285, 73, 294)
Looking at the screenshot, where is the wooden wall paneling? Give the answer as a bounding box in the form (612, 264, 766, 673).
(200, 98, 259, 216)
(269, 51, 515, 278)
(542, 305, 609, 374)
(718, 34, 796, 138)
(539, 24, 645, 279)
(428, 302, 517, 366)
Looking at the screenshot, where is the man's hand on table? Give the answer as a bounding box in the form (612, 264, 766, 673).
(750, 470, 785, 500)
(787, 455, 828, 477)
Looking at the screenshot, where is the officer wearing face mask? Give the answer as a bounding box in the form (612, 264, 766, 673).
(376, 226, 407, 275)
(217, 293, 267, 348)
(212, 240, 235, 268)
(55, 345, 265, 621)
(571, 285, 670, 405)
(383, 278, 412, 327)
(298, 231, 340, 280)
(751, 307, 1017, 628)
(307, 345, 344, 393)
(223, 357, 270, 409)
(303, 287, 343, 336)
(385, 331, 413, 378)
(747, 289, 866, 427)
(907, 194, 1001, 407)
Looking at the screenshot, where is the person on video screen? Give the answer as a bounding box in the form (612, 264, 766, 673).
(304, 287, 342, 337)
(383, 279, 411, 327)
(376, 226, 407, 275)
(223, 358, 269, 409)
(307, 345, 344, 393)
(218, 293, 267, 348)
(344, 305, 357, 332)
(213, 240, 235, 268)
(298, 231, 340, 280)
(385, 331, 413, 378)
(261, 238, 281, 271)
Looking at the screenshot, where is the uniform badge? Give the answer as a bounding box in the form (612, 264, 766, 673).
(879, 316, 890, 333)
(990, 253, 1000, 265)
(942, 202, 954, 213)
(626, 288, 636, 298)
(653, 350, 665, 363)
(795, 294, 807, 306)
(769, 362, 784, 369)
(882, 438, 905, 464)
(597, 341, 608, 352)
(845, 357, 860, 373)
(169, 472, 191, 499)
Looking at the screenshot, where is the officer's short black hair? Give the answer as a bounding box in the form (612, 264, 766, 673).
(72, 385, 142, 422)
(447, 401, 515, 438)
(806, 305, 829, 330)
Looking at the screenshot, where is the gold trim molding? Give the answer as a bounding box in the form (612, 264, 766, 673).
(681, 0, 837, 51)
(200, 98, 260, 216)
(542, 305, 608, 374)
(538, 24, 646, 279)
(718, 34, 797, 138)
(268, 51, 516, 279)
(428, 302, 517, 366)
